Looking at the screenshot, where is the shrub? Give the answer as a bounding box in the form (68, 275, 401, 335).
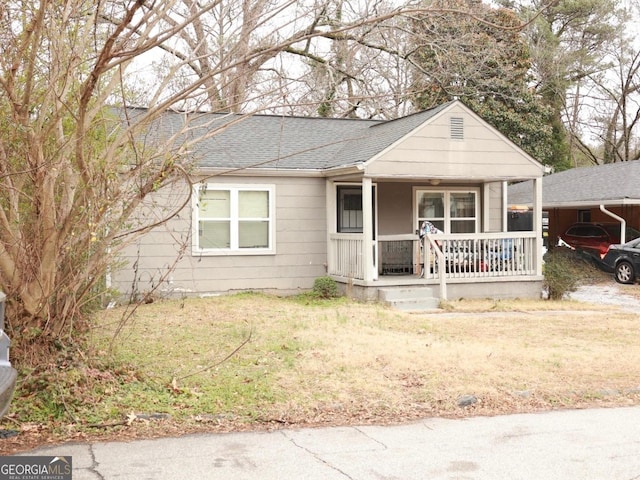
(543, 248, 580, 300)
(312, 276, 339, 299)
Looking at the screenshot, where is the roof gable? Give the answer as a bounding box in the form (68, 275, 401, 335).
(360, 101, 544, 179)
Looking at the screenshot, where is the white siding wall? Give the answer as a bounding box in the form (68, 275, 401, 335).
(111, 175, 327, 298)
(486, 181, 504, 232)
(366, 104, 542, 179)
(377, 183, 414, 235)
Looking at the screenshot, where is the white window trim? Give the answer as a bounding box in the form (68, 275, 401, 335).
(414, 187, 480, 234)
(337, 183, 364, 233)
(192, 183, 276, 256)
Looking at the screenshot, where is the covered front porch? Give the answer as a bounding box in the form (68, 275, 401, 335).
(321, 101, 546, 303)
(325, 177, 545, 303)
(329, 230, 542, 301)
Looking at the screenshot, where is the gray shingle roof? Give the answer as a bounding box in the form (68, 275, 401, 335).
(508, 161, 640, 206)
(144, 102, 454, 171)
(196, 114, 379, 170)
(325, 102, 454, 168)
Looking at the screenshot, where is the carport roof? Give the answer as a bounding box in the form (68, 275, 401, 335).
(508, 161, 640, 208)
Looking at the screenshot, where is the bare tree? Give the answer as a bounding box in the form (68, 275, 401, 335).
(149, 0, 436, 119)
(1, 0, 479, 346)
(0, 1, 208, 340)
(572, 27, 640, 164)
(561, 1, 640, 165)
(511, 0, 625, 169)
(1, 0, 541, 350)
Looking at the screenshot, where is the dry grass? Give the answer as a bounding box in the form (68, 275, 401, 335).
(96, 293, 640, 421)
(4, 290, 640, 453)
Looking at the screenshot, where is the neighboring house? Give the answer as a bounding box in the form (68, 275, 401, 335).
(112, 100, 546, 305)
(508, 161, 640, 246)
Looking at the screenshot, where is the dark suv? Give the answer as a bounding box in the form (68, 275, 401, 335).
(560, 223, 640, 258)
(603, 238, 640, 284)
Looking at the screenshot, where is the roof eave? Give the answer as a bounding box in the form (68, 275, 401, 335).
(196, 166, 325, 177)
(543, 198, 640, 208)
(322, 164, 365, 177)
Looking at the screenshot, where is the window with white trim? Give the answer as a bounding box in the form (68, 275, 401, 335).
(337, 186, 363, 233)
(336, 184, 376, 234)
(194, 184, 275, 254)
(416, 189, 478, 234)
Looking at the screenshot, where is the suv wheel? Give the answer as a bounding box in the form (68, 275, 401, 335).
(615, 261, 635, 284)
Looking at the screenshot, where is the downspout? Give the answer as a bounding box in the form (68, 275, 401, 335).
(599, 205, 626, 244)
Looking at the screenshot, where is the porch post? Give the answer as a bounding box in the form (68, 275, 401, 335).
(533, 176, 543, 276)
(502, 181, 508, 232)
(362, 177, 375, 282)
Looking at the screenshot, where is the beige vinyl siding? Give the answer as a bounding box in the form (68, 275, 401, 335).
(376, 182, 486, 236)
(485, 182, 504, 232)
(365, 104, 542, 180)
(377, 183, 414, 235)
(111, 175, 327, 298)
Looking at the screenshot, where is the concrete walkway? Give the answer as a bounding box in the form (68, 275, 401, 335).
(19, 406, 640, 479)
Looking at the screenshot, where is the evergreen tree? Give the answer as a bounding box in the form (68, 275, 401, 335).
(409, 0, 555, 167)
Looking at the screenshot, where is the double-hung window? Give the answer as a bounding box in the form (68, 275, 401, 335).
(416, 188, 478, 234)
(337, 186, 364, 233)
(194, 184, 275, 255)
(336, 184, 376, 235)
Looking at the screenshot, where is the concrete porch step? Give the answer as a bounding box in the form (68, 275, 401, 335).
(378, 286, 440, 312)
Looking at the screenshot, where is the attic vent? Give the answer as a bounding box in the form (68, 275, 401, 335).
(450, 117, 464, 140)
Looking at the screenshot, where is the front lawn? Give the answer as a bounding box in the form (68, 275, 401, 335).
(3, 291, 639, 453)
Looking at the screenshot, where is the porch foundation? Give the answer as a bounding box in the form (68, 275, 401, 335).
(443, 278, 545, 301)
(335, 276, 545, 305)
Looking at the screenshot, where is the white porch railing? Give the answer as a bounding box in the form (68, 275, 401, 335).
(328, 232, 539, 281)
(328, 233, 364, 279)
(420, 232, 538, 279)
